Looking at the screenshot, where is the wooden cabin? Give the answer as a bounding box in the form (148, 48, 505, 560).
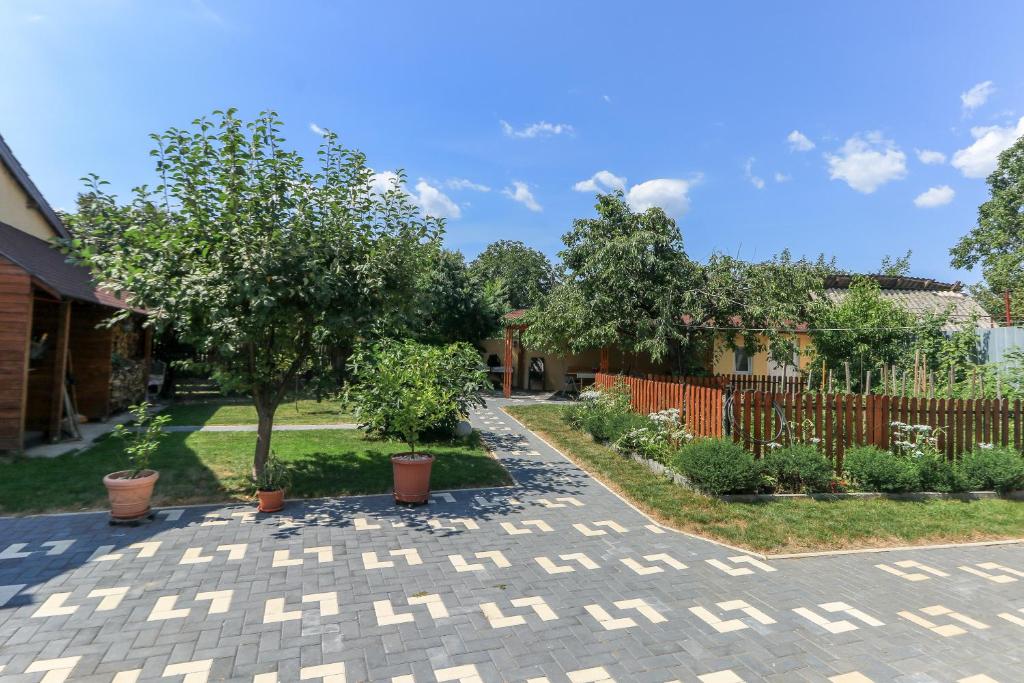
(0, 133, 150, 451)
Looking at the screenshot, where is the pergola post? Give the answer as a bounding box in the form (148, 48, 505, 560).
(47, 299, 71, 442)
(599, 347, 609, 374)
(503, 326, 513, 398)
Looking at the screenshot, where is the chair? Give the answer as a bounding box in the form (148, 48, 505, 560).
(561, 373, 581, 397)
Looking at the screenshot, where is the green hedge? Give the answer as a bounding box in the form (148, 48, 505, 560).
(762, 445, 834, 493)
(673, 439, 762, 495)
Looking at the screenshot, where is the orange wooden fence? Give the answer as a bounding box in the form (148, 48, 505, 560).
(645, 373, 806, 393)
(594, 373, 1023, 472)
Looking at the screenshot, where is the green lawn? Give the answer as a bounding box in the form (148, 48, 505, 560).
(0, 429, 511, 515)
(506, 404, 1024, 555)
(158, 399, 356, 426)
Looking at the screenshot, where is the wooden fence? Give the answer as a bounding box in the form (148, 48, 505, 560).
(594, 372, 1023, 472)
(645, 373, 806, 394)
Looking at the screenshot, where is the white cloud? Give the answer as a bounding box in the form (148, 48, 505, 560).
(502, 181, 542, 212)
(913, 185, 955, 208)
(369, 172, 460, 219)
(500, 120, 574, 139)
(961, 80, 995, 112)
(573, 170, 627, 193)
(626, 178, 697, 217)
(445, 178, 491, 192)
(915, 148, 946, 165)
(309, 122, 327, 137)
(413, 180, 461, 219)
(826, 132, 907, 193)
(773, 171, 791, 183)
(787, 130, 815, 152)
(744, 158, 765, 189)
(602, 94, 612, 103)
(951, 116, 1024, 178)
(25, 13, 46, 22)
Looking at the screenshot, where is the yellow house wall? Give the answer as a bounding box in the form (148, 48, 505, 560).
(0, 161, 57, 240)
(711, 333, 813, 375)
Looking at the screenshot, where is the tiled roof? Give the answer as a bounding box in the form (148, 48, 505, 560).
(824, 286, 993, 331)
(0, 221, 136, 311)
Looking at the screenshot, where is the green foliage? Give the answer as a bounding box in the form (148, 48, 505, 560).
(346, 340, 488, 451)
(253, 452, 291, 491)
(950, 133, 1024, 319)
(959, 447, 1024, 493)
(761, 444, 834, 493)
(613, 408, 692, 465)
(673, 439, 762, 494)
(411, 248, 500, 345)
(843, 446, 920, 493)
(112, 402, 171, 478)
(564, 383, 647, 443)
(468, 239, 557, 313)
(65, 110, 442, 477)
(524, 193, 830, 374)
(916, 456, 966, 493)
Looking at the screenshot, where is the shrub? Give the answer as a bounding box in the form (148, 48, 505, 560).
(843, 446, 919, 493)
(613, 408, 692, 465)
(566, 382, 646, 443)
(346, 340, 488, 451)
(916, 456, 968, 493)
(958, 447, 1024, 493)
(673, 439, 762, 495)
(761, 444, 833, 493)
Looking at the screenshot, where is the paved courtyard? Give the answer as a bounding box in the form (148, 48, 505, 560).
(1, 398, 1022, 682)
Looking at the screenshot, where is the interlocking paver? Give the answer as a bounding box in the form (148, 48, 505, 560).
(1, 397, 1022, 681)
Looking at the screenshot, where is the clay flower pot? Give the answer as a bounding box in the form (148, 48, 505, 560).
(103, 470, 159, 522)
(391, 452, 435, 504)
(257, 488, 285, 513)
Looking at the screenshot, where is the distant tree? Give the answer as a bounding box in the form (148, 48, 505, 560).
(411, 248, 499, 345)
(523, 192, 830, 374)
(469, 239, 556, 312)
(950, 133, 1024, 323)
(66, 109, 441, 478)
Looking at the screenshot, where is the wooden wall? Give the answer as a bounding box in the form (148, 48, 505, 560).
(70, 302, 114, 420)
(0, 256, 32, 450)
(25, 298, 60, 431)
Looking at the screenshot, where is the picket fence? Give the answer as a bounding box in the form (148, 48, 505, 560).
(594, 372, 1023, 472)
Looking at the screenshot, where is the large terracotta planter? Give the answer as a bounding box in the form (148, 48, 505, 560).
(103, 470, 159, 522)
(257, 488, 285, 513)
(391, 453, 434, 504)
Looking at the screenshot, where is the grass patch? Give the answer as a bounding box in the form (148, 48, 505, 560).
(158, 399, 355, 426)
(507, 404, 1024, 554)
(0, 429, 511, 515)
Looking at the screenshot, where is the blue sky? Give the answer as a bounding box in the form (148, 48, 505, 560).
(2, 1, 1023, 284)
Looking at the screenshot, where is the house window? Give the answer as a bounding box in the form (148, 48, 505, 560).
(733, 347, 752, 374)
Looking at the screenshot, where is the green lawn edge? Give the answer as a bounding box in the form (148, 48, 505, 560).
(0, 429, 512, 516)
(506, 403, 1024, 554)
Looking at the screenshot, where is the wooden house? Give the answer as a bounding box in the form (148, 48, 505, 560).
(0, 133, 150, 451)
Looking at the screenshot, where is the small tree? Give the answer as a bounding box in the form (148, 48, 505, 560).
(346, 340, 488, 452)
(67, 110, 442, 478)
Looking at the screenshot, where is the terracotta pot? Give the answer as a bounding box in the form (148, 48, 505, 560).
(257, 488, 285, 513)
(391, 452, 435, 504)
(103, 470, 159, 522)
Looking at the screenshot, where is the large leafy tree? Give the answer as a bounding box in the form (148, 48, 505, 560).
(468, 239, 557, 312)
(950, 133, 1024, 323)
(66, 109, 442, 477)
(524, 192, 830, 374)
(410, 248, 500, 345)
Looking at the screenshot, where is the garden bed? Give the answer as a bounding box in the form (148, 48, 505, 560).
(507, 403, 1024, 554)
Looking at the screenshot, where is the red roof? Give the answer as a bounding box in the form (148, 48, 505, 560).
(0, 221, 137, 311)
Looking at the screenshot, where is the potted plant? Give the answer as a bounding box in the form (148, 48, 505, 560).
(106, 402, 170, 523)
(347, 340, 488, 504)
(254, 452, 290, 512)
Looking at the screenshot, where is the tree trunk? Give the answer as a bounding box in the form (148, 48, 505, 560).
(252, 394, 279, 480)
